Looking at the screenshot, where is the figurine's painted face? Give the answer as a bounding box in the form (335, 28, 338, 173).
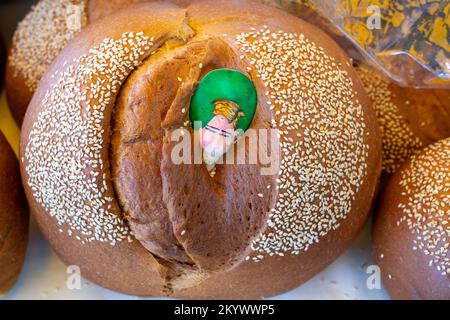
(190, 69, 257, 169)
(200, 99, 245, 165)
(200, 114, 236, 165)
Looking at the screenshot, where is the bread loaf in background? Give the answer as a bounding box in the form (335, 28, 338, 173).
(356, 66, 450, 173)
(6, 0, 192, 125)
(373, 137, 450, 299)
(0, 132, 29, 296)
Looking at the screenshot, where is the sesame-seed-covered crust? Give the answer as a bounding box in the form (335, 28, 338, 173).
(21, 0, 381, 298)
(9, 0, 88, 94)
(21, 1, 187, 296)
(7, 0, 88, 125)
(5, 0, 172, 125)
(236, 28, 370, 261)
(356, 66, 450, 174)
(374, 138, 450, 300)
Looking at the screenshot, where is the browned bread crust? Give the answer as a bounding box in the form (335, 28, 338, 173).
(373, 138, 450, 300)
(356, 66, 450, 173)
(6, 0, 174, 126)
(0, 132, 29, 296)
(20, 0, 381, 298)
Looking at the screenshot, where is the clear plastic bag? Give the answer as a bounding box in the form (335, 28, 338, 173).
(260, 0, 450, 89)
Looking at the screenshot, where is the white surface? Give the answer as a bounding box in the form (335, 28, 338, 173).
(3, 190, 389, 300)
(0, 1, 390, 300)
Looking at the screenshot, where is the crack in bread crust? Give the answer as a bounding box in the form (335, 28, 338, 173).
(24, 32, 160, 245)
(112, 37, 273, 281)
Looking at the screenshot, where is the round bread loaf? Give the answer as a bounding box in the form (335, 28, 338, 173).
(373, 138, 450, 299)
(6, 0, 192, 125)
(20, 0, 381, 298)
(0, 132, 29, 296)
(356, 66, 450, 174)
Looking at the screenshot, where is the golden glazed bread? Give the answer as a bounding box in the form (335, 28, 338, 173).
(373, 138, 450, 299)
(356, 66, 450, 173)
(0, 132, 29, 296)
(20, 0, 381, 298)
(5, 0, 192, 125)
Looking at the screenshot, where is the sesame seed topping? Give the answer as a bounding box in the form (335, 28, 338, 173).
(236, 28, 369, 259)
(24, 32, 153, 245)
(10, 0, 87, 92)
(356, 66, 422, 173)
(397, 138, 449, 278)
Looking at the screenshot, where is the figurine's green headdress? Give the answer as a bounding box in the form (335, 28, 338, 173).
(189, 69, 257, 131)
